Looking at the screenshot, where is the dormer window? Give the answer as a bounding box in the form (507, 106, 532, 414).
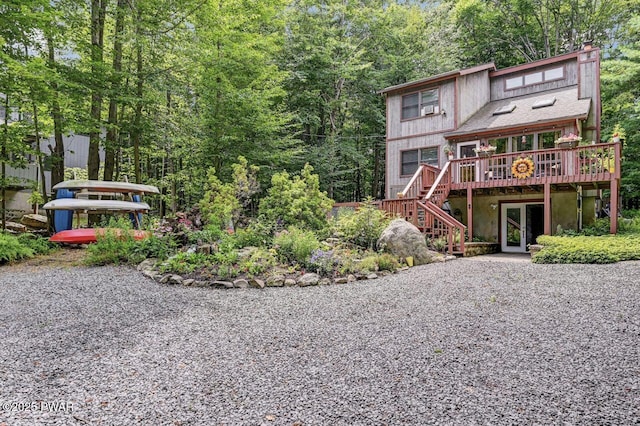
(532, 97, 556, 109)
(493, 104, 516, 115)
(401, 88, 440, 120)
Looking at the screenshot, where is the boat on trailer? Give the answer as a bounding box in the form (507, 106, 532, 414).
(43, 180, 159, 244)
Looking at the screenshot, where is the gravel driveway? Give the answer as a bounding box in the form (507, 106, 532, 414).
(1, 255, 639, 425)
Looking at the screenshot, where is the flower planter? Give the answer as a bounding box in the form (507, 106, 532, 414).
(477, 151, 494, 157)
(555, 140, 578, 149)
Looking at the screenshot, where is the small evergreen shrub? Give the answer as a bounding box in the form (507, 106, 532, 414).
(159, 252, 211, 274)
(86, 227, 137, 265)
(259, 164, 334, 232)
(0, 233, 35, 263)
(334, 198, 391, 249)
(273, 226, 321, 265)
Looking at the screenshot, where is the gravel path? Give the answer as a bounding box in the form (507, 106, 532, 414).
(1, 256, 639, 425)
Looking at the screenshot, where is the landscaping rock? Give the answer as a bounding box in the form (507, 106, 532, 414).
(366, 273, 378, 280)
(137, 258, 157, 272)
(182, 279, 195, 286)
(20, 213, 48, 229)
(214, 280, 235, 289)
(319, 278, 331, 286)
(169, 275, 184, 285)
(5, 221, 28, 233)
(347, 274, 356, 282)
(377, 219, 438, 266)
(193, 280, 210, 288)
(284, 278, 297, 287)
(266, 275, 285, 287)
(245, 278, 264, 289)
(142, 270, 157, 280)
(159, 275, 171, 284)
(334, 277, 348, 284)
(196, 244, 216, 255)
(298, 273, 320, 286)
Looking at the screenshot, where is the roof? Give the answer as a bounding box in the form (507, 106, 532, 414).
(379, 63, 496, 95)
(444, 86, 591, 139)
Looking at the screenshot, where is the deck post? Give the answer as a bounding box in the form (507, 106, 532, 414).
(544, 182, 552, 235)
(610, 178, 618, 234)
(466, 186, 473, 240)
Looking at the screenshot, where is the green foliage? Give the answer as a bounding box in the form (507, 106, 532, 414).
(334, 199, 391, 249)
(259, 164, 334, 232)
(558, 218, 611, 236)
(239, 248, 278, 277)
(0, 233, 35, 263)
(199, 167, 241, 231)
(159, 252, 211, 274)
(85, 227, 137, 266)
(129, 234, 177, 261)
(16, 233, 56, 255)
(376, 253, 401, 272)
(273, 226, 321, 265)
(532, 235, 640, 264)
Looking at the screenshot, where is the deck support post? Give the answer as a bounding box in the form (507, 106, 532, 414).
(610, 178, 619, 234)
(466, 186, 473, 240)
(544, 182, 552, 235)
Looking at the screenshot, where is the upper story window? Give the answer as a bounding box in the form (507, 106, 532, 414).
(505, 66, 565, 90)
(401, 88, 440, 120)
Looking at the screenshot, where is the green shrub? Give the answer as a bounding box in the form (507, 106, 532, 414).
(86, 228, 137, 265)
(334, 198, 390, 249)
(533, 235, 640, 264)
(376, 253, 401, 271)
(0, 233, 35, 263)
(16, 234, 56, 255)
(273, 226, 321, 265)
(129, 234, 177, 261)
(159, 252, 211, 274)
(619, 216, 640, 234)
(308, 249, 340, 276)
(239, 248, 278, 277)
(259, 164, 334, 232)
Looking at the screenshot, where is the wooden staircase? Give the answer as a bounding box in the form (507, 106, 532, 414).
(380, 162, 466, 255)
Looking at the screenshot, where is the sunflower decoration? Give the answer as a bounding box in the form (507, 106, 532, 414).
(511, 157, 535, 179)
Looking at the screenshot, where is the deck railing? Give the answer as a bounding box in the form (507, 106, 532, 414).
(449, 142, 620, 188)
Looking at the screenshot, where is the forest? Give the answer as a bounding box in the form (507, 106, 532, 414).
(1, 0, 640, 217)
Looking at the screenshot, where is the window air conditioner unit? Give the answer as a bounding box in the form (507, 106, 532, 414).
(421, 105, 434, 116)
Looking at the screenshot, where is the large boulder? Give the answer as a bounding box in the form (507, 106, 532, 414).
(21, 213, 48, 229)
(377, 219, 438, 266)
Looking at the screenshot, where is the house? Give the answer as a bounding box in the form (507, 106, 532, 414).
(379, 44, 621, 254)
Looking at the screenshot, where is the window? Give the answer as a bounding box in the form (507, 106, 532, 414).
(401, 147, 439, 175)
(401, 88, 440, 119)
(540, 131, 560, 149)
(505, 66, 565, 90)
(544, 67, 563, 81)
(493, 104, 516, 115)
(525, 72, 543, 85)
(487, 138, 507, 154)
(532, 97, 556, 109)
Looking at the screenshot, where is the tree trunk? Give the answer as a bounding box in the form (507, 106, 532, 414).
(88, 0, 106, 181)
(132, 8, 144, 184)
(1, 94, 7, 231)
(104, 0, 126, 181)
(47, 36, 65, 188)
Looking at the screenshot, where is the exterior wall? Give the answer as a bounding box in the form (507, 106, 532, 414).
(457, 70, 491, 125)
(578, 49, 600, 142)
(449, 191, 585, 242)
(39, 133, 105, 169)
(3, 189, 33, 219)
(490, 60, 578, 101)
(386, 80, 456, 140)
(386, 133, 444, 198)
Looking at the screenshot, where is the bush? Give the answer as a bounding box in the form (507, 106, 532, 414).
(334, 198, 391, 249)
(159, 252, 211, 274)
(129, 234, 177, 261)
(239, 248, 278, 277)
(259, 164, 334, 232)
(16, 234, 56, 255)
(308, 249, 340, 276)
(532, 235, 640, 264)
(85, 228, 137, 265)
(0, 233, 35, 263)
(273, 226, 321, 265)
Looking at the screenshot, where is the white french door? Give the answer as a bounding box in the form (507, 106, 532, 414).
(501, 202, 545, 253)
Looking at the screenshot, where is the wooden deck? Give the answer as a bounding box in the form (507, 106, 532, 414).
(448, 142, 620, 192)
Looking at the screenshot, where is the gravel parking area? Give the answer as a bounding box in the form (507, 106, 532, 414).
(1, 256, 639, 425)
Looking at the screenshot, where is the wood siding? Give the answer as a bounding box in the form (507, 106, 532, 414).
(386, 80, 456, 140)
(457, 70, 490, 125)
(490, 60, 578, 101)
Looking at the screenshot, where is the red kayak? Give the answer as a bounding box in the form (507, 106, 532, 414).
(50, 228, 151, 244)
